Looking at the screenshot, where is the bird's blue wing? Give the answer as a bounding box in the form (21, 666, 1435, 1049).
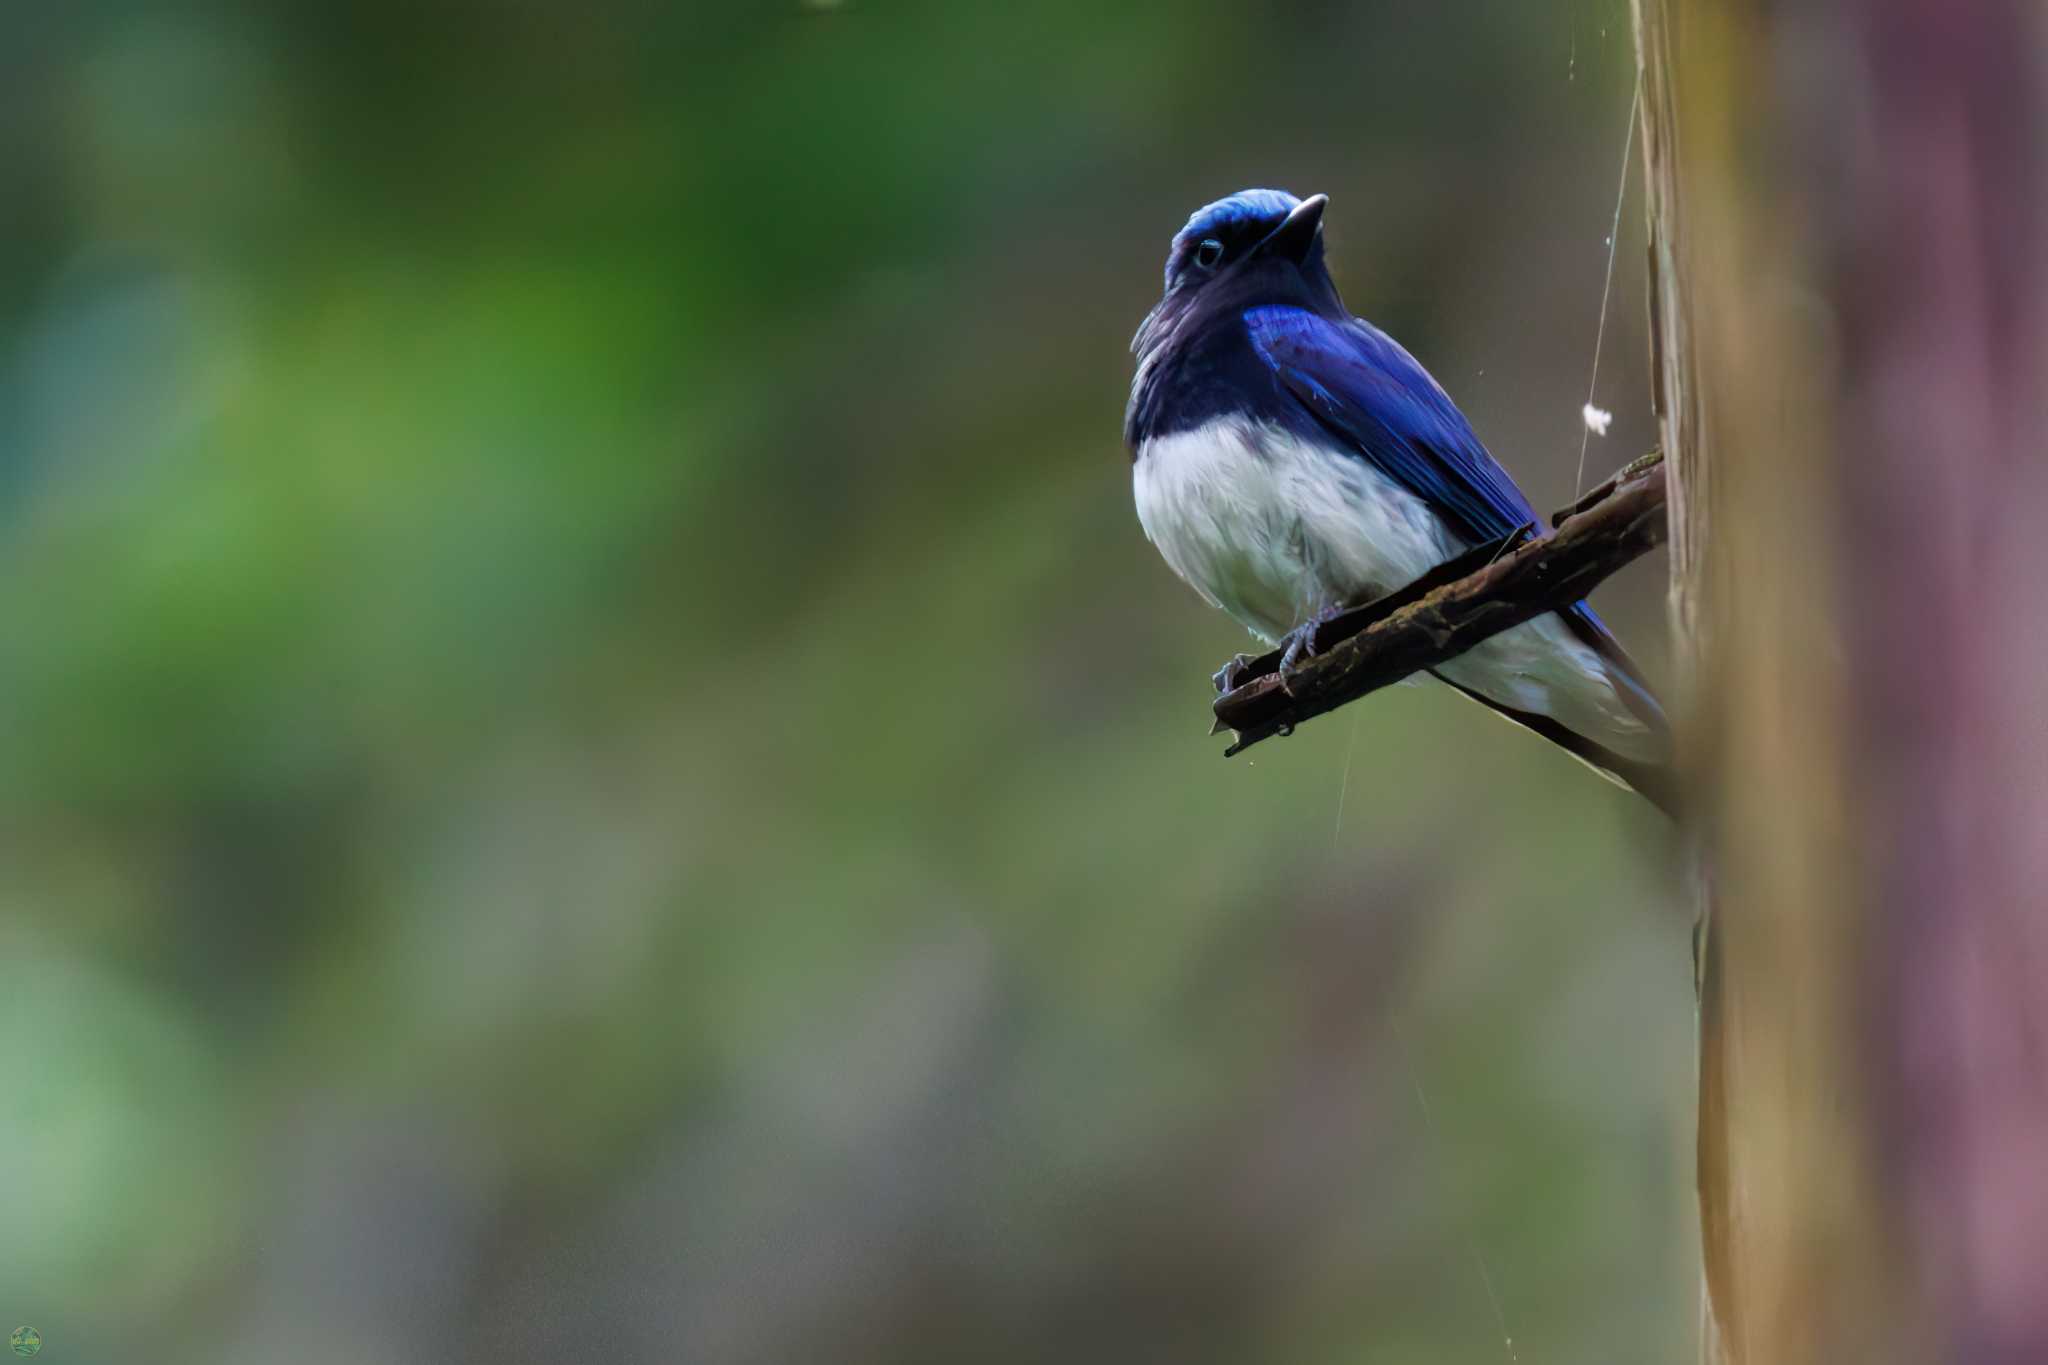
(1244, 305, 1537, 544)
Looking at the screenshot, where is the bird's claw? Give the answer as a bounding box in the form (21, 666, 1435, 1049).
(1276, 618, 1326, 696)
(1213, 652, 1259, 693)
(1277, 641, 1310, 695)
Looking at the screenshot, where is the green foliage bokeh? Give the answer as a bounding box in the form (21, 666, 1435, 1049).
(0, 3, 1688, 1361)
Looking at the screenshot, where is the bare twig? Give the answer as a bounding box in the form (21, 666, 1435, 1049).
(1552, 449, 1666, 527)
(1211, 456, 1666, 755)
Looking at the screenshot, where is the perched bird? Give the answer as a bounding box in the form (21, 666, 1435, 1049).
(1125, 189, 1674, 811)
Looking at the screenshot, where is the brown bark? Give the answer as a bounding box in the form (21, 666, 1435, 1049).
(1633, 1, 2048, 1361)
(1635, 0, 1905, 1355)
(1842, 7, 2048, 1362)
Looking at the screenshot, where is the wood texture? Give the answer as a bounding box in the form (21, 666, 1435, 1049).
(1629, 2, 1892, 1357)
(1632, 2, 2046, 1361)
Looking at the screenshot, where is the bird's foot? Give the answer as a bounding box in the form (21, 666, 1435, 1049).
(1212, 653, 1260, 694)
(1204, 650, 1253, 695)
(1277, 606, 1341, 695)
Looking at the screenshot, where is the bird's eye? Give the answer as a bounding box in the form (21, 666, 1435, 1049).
(1194, 238, 1224, 268)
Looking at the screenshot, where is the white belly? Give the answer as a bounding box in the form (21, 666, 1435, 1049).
(1132, 417, 1657, 760)
(1132, 417, 1457, 644)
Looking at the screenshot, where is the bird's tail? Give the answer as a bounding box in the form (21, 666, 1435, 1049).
(1430, 601, 1680, 817)
(1560, 602, 1670, 739)
(1430, 672, 1682, 817)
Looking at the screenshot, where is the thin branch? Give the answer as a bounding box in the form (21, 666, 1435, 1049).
(1212, 456, 1667, 755)
(1551, 449, 1667, 527)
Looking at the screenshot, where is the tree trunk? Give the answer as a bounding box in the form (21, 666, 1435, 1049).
(1633, 1, 2048, 1362)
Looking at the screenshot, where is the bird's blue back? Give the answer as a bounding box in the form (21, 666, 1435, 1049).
(1241, 306, 1539, 545)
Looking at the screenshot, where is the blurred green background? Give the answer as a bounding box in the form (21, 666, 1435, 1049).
(1, 2, 1691, 1361)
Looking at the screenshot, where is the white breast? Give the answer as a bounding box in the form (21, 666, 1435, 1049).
(1132, 417, 1458, 644)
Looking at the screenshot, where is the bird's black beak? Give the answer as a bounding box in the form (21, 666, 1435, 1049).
(1257, 193, 1328, 264)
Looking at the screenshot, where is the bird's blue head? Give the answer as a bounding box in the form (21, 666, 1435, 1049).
(1133, 189, 1346, 366)
(1162, 188, 1329, 292)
